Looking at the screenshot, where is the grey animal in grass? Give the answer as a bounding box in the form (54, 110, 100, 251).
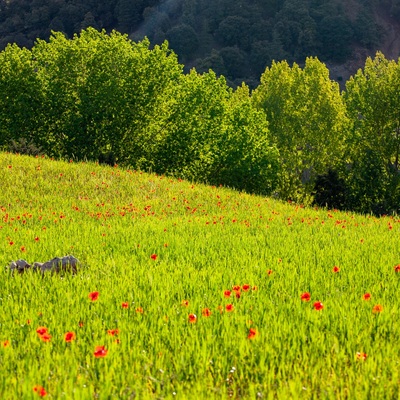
(33, 255, 79, 274)
(9, 255, 79, 274)
(9, 259, 32, 273)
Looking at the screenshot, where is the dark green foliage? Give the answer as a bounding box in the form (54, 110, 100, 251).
(273, 0, 318, 60)
(194, 50, 227, 77)
(344, 149, 398, 215)
(215, 16, 251, 50)
(7, 138, 43, 156)
(317, 15, 354, 62)
(115, 0, 143, 33)
(0, 0, 394, 86)
(353, 10, 381, 48)
(219, 47, 248, 80)
(165, 24, 199, 60)
(313, 169, 348, 210)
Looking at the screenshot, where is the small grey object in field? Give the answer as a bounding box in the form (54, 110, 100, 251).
(33, 255, 79, 274)
(8, 255, 79, 274)
(9, 259, 32, 273)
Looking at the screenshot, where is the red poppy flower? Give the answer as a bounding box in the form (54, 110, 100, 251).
(2, 340, 10, 348)
(79, 321, 84, 328)
(223, 290, 231, 298)
(64, 332, 76, 342)
(301, 292, 311, 302)
(242, 284, 251, 292)
(181, 300, 189, 307)
(88, 291, 99, 301)
(362, 293, 371, 301)
(150, 254, 157, 260)
(107, 329, 119, 336)
(394, 264, 400, 272)
(332, 266, 340, 273)
(356, 352, 367, 361)
(121, 302, 129, 309)
(136, 307, 144, 314)
(225, 304, 234, 312)
(248, 328, 258, 339)
(372, 304, 383, 313)
(39, 333, 51, 342)
(36, 327, 48, 336)
(33, 385, 47, 397)
(94, 345, 108, 358)
(313, 301, 324, 311)
(202, 308, 211, 317)
(188, 314, 197, 323)
(232, 285, 241, 291)
(267, 269, 273, 276)
(252, 286, 258, 291)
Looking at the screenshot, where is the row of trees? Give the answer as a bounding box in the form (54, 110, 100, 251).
(253, 54, 400, 214)
(0, 28, 279, 195)
(0, 28, 399, 214)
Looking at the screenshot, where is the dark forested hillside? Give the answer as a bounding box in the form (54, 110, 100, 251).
(0, 0, 399, 86)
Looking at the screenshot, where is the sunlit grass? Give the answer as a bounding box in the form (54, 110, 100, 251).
(0, 152, 399, 399)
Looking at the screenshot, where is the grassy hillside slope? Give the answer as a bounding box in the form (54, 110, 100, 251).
(0, 152, 399, 399)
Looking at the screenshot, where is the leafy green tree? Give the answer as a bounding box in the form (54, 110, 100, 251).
(211, 84, 280, 194)
(152, 71, 279, 194)
(0, 44, 43, 148)
(153, 70, 229, 180)
(252, 57, 349, 202)
(344, 52, 400, 213)
(30, 28, 182, 164)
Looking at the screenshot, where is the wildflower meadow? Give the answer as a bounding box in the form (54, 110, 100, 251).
(0, 152, 399, 399)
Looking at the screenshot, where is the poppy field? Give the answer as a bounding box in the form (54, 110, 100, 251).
(1, 152, 399, 399)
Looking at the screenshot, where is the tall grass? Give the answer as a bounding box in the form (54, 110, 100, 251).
(0, 152, 399, 399)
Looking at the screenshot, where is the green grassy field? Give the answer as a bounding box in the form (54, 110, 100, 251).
(0, 152, 399, 399)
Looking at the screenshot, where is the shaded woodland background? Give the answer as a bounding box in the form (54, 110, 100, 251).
(1, 0, 400, 87)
